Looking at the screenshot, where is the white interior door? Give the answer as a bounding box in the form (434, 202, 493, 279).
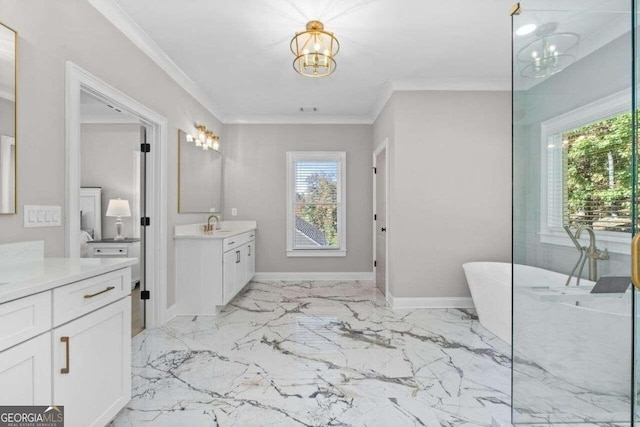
(375, 148, 387, 296)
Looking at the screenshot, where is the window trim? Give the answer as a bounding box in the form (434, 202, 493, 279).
(286, 151, 347, 257)
(540, 88, 631, 255)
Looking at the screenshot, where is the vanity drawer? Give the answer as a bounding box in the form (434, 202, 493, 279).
(53, 268, 130, 327)
(0, 291, 52, 352)
(92, 246, 128, 257)
(223, 231, 255, 252)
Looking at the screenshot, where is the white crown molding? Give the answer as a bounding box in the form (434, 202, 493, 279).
(369, 80, 395, 124)
(87, 0, 224, 121)
(224, 115, 373, 125)
(253, 272, 374, 281)
(369, 78, 510, 123)
(387, 293, 475, 310)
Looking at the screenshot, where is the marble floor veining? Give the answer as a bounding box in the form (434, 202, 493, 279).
(112, 280, 513, 426)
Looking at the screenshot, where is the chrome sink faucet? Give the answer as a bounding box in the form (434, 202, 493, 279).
(563, 225, 609, 285)
(204, 214, 221, 232)
(575, 225, 609, 281)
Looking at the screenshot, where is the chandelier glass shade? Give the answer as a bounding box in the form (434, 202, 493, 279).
(516, 22, 579, 79)
(290, 21, 339, 77)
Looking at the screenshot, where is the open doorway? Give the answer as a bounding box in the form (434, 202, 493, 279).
(66, 62, 168, 330)
(79, 91, 147, 337)
(373, 139, 389, 298)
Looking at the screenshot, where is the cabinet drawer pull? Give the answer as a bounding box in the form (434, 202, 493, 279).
(228, 241, 235, 245)
(60, 337, 70, 374)
(84, 286, 115, 299)
(250, 234, 254, 238)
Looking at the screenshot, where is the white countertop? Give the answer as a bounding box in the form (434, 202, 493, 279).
(0, 257, 137, 304)
(174, 221, 257, 240)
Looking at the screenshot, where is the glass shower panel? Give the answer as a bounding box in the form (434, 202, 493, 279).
(512, 1, 633, 424)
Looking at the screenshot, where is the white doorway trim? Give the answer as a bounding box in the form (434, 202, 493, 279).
(65, 62, 168, 328)
(373, 138, 390, 302)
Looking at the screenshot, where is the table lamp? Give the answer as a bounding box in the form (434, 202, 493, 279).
(106, 198, 131, 241)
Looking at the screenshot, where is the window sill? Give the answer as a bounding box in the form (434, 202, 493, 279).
(540, 229, 630, 255)
(286, 249, 347, 258)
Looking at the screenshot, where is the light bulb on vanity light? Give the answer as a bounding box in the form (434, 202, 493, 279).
(196, 125, 207, 143)
(213, 136, 220, 151)
(205, 130, 214, 149)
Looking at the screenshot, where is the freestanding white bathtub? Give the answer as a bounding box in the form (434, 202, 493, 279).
(462, 262, 513, 344)
(463, 261, 632, 396)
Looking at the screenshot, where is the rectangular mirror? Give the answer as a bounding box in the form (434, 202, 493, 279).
(178, 129, 222, 213)
(0, 22, 16, 214)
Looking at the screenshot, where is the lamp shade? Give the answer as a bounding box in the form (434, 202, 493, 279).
(106, 199, 131, 217)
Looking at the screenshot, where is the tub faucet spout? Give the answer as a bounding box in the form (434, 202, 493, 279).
(575, 226, 609, 282)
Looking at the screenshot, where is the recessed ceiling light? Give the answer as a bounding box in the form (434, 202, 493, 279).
(516, 24, 537, 36)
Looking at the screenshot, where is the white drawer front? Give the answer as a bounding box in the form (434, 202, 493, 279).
(92, 246, 128, 257)
(53, 268, 130, 327)
(0, 292, 52, 352)
(223, 231, 255, 253)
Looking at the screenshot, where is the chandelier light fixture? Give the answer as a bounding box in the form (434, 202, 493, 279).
(290, 20, 340, 77)
(186, 124, 221, 152)
(516, 22, 579, 79)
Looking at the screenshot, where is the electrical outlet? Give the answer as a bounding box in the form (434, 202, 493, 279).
(231, 208, 238, 216)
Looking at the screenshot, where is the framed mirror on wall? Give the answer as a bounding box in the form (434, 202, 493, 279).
(178, 129, 222, 213)
(0, 22, 16, 215)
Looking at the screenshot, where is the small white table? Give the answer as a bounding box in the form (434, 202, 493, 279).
(87, 239, 140, 288)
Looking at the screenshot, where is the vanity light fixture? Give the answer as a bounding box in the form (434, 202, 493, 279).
(188, 124, 221, 152)
(291, 20, 339, 77)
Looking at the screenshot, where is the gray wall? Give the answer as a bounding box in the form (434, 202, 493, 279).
(222, 124, 373, 273)
(81, 123, 140, 239)
(375, 91, 512, 298)
(515, 33, 632, 277)
(0, 0, 222, 307)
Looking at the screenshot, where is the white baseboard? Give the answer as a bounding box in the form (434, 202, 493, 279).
(388, 293, 475, 309)
(163, 304, 177, 324)
(253, 272, 374, 281)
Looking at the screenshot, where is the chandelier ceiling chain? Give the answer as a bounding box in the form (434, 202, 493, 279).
(290, 20, 340, 78)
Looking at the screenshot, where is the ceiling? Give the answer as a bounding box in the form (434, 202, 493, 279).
(93, 0, 629, 123)
(80, 90, 140, 124)
(100, 0, 514, 123)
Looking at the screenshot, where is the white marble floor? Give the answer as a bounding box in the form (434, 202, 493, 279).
(111, 280, 513, 426)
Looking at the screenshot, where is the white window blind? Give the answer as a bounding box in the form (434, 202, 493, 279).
(286, 152, 346, 257)
(540, 89, 633, 254)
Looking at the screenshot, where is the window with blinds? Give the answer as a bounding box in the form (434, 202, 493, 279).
(286, 152, 346, 256)
(549, 111, 632, 233)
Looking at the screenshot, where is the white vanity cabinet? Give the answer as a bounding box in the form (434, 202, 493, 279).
(0, 259, 133, 427)
(222, 232, 256, 305)
(53, 297, 130, 427)
(0, 332, 52, 405)
(175, 223, 257, 315)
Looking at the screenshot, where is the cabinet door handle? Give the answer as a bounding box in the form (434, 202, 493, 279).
(84, 286, 115, 299)
(60, 337, 70, 374)
(236, 250, 240, 263)
(248, 245, 251, 256)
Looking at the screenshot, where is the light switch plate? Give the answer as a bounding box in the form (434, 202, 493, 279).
(24, 205, 62, 228)
(231, 208, 238, 216)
